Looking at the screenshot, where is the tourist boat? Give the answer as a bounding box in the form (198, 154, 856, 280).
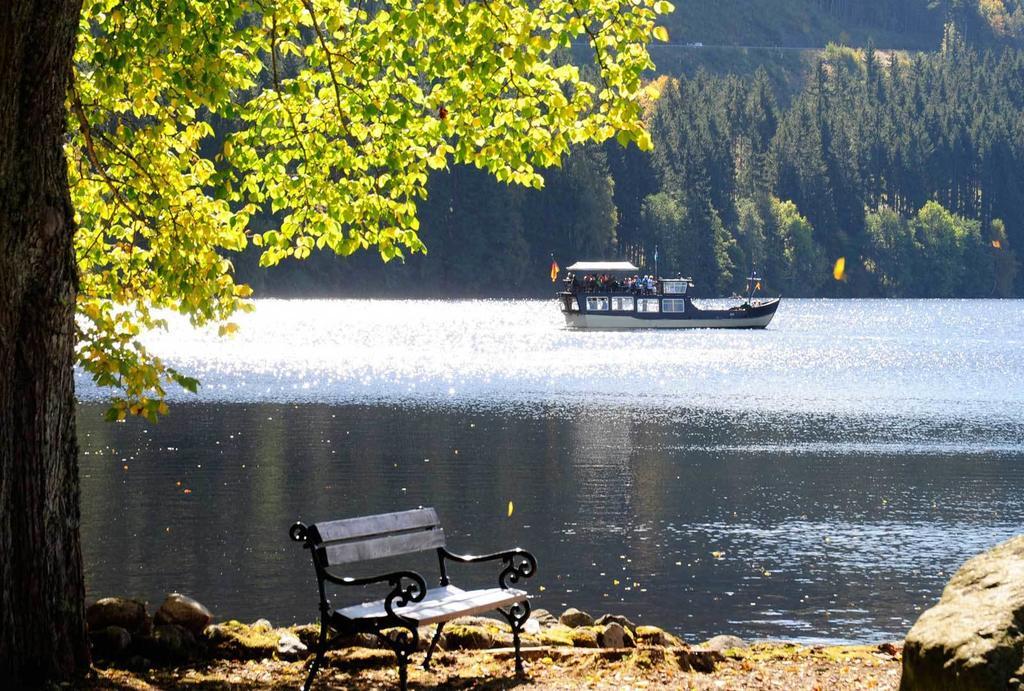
(556, 261, 780, 329)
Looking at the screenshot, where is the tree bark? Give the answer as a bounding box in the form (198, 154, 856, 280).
(0, 0, 89, 685)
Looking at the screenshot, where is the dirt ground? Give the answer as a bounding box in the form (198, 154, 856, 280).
(87, 642, 903, 690)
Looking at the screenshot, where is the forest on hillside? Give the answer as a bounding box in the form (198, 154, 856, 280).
(664, 0, 1024, 49)
(236, 27, 1022, 298)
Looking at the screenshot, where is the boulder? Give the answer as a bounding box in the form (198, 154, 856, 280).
(568, 627, 600, 648)
(204, 621, 279, 660)
(901, 535, 1024, 691)
(441, 624, 493, 650)
(530, 608, 559, 628)
(277, 630, 308, 660)
(596, 613, 638, 632)
(700, 635, 747, 652)
(559, 607, 594, 628)
(89, 625, 132, 659)
(154, 593, 212, 636)
(147, 624, 198, 663)
(539, 624, 600, 647)
(635, 625, 684, 647)
(598, 622, 631, 649)
(539, 625, 575, 647)
(86, 597, 150, 635)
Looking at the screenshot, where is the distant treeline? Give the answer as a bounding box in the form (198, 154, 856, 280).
(236, 29, 1021, 298)
(665, 0, 1024, 50)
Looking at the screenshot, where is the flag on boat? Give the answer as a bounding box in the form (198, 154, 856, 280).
(550, 259, 559, 282)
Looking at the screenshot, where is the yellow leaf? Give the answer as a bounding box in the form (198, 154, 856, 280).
(507, 501, 514, 517)
(992, 239, 1002, 249)
(653, 26, 670, 42)
(711, 550, 725, 559)
(832, 256, 846, 281)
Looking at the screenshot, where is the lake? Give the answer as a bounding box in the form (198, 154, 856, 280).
(77, 298, 1024, 643)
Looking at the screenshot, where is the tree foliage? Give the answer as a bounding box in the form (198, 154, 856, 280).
(69, 0, 672, 417)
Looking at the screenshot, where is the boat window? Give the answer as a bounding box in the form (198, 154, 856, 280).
(637, 298, 660, 313)
(611, 297, 634, 311)
(586, 296, 609, 311)
(663, 298, 686, 313)
(663, 281, 688, 294)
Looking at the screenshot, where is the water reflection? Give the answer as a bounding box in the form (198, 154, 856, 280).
(80, 401, 1024, 642)
(75, 299, 1024, 420)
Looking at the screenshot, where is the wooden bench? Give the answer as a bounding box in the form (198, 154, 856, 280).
(289, 507, 537, 690)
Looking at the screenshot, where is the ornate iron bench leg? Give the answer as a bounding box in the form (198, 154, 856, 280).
(303, 619, 329, 691)
(499, 601, 531, 676)
(422, 622, 445, 670)
(380, 626, 418, 691)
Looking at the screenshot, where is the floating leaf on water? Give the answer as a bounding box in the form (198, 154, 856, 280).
(833, 256, 846, 281)
(507, 501, 514, 517)
(711, 551, 725, 559)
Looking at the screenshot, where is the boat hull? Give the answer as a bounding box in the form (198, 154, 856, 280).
(561, 298, 780, 329)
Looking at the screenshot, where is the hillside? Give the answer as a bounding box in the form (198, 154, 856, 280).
(660, 0, 1023, 50)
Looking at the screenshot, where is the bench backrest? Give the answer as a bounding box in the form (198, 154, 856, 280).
(307, 508, 446, 566)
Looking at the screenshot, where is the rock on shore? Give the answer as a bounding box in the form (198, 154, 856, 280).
(901, 534, 1024, 690)
(85, 597, 716, 671)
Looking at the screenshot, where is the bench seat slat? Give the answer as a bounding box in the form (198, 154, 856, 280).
(312, 508, 440, 544)
(321, 528, 446, 565)
(335, 585, 528, 626)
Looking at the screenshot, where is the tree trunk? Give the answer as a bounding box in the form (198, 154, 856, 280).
(0, 0, 89, 685)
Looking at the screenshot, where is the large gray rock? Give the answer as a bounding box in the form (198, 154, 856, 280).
(598, 622, 633, 649)
(901, 534, 1024, 691)
(530, 608, 559, 627)
(154, 593, 212, 636)
(86, 597, 150, 635)
(559, 607, 594, 628)
(277, 630, 308, 660)
(596, 613, 638, 632)
(701, 635, 747, 652)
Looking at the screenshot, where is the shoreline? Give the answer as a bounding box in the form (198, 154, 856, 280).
(84, 595, 903, 689)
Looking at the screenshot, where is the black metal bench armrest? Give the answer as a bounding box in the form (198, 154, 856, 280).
(440, 547, 537, 589)
(322, 569, 428, 620)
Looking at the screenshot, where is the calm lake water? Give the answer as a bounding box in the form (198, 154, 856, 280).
(77, 299, 1024, 643)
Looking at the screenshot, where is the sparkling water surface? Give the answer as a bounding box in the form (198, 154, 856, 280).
(78, 299, 1024, 642)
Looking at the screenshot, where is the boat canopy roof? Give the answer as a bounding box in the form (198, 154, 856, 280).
(565, 261, 639, 272)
